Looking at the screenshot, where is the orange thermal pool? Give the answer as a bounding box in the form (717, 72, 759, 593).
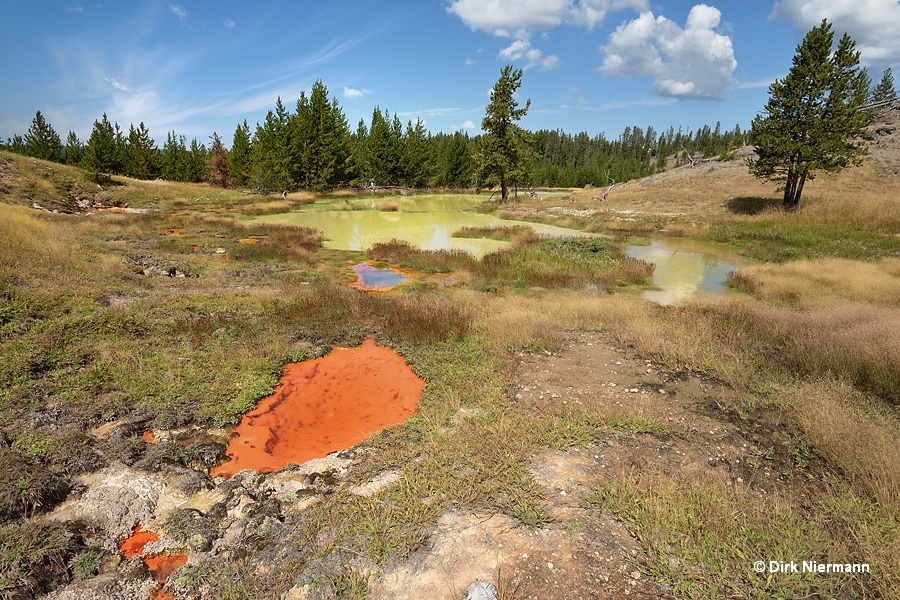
(210, 338, 425, 478)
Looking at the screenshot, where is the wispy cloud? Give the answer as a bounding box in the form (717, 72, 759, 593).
(104, 77, 132, 92)
(223, 18, 235, 29)
(343, 86, 373, 99)
(735, 76, 779, 90)
(169, 4, 188, 25)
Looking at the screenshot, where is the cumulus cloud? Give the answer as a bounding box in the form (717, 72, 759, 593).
(447, 0, 648, 34)
(770, 0, 900, 64)
(343, 86, 373, 99)
(447, 0, 647, 72)
(600, 4, 737, 99)
(498, 37, 559, 70)
(461, 119, 476, 130)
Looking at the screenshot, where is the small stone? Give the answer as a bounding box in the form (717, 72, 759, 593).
(631, 570, 642, 580)
(547, 562, 554, 570)
(464, 580, 499, 600)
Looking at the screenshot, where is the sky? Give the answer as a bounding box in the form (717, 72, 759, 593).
(1, 1, 899, 148)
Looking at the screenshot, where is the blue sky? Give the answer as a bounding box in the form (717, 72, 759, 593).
(2, 1, 898, 147)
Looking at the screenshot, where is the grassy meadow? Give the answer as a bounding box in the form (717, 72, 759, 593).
(1, 149, 898, 599)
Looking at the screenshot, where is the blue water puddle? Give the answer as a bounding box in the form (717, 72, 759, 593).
(351, 263, 409, 290)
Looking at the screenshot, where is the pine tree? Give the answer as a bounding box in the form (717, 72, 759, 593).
(113, 121, 127, 175)
(24, 111, 63, 162)
(290, 81, 352, 191)
(400, 118, 431, 187)
(230, 120, 252, 187)
(207, 132, 231, 187)
(250, 98, 292, 192)
(474, 65, 533, 201)
(161, 131, 189, 181)
(82, 113, 117, 182)
(437, 131, 472, 188)
(125, 122, 158, 180)
(749, 19, 870, 210)
(7, 135, 25, 154)
(366, 107, 402, 186)
(871, 67, 897, 103)
(187, 138, 208, 183)
(64, 131, 83, 165)
(350, 119, 370, 186)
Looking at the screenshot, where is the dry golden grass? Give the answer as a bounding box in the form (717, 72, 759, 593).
(0, 204, 124, 296)
(591, 467, 897, 599)
(451, 224, 539, 243)
(785, 379, 900, 509)
(0, 204, 66, 268)
(729, 257, 900, 306)
(453, 289, 609, 351)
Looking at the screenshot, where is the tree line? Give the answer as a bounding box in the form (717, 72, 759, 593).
(3, 65, 894, 195)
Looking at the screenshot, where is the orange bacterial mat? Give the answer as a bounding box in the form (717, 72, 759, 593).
(119, 523, 159, 559)
(210, 338, 425, 478)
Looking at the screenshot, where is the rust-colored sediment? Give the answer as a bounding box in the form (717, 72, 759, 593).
(210, 338, 425, 478)
(145, 553, 189, 584)
(141, 429, 157, 444)
(119, 523, 188, 599)
(119, 523, 159, 559)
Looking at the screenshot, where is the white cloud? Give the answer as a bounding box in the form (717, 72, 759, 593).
(600, 4, 737, 99)
(447, 0, 648, 34)
(343, 86, 373, 99)
(223, 18, 235, 29)
(448, 0, 570, 35)
(104, 77, 132, 93)
(447, 1, 647, 72)
(771, 0, 900, 64)
(461, 119, 476, 130)
(497, 37, 559, 69)
(169, 4, 188, 24)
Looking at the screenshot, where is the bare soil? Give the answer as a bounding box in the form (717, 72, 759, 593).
(368, 327, 813, 600)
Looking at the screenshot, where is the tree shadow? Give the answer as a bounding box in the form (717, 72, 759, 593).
(724, 196, 782, 215)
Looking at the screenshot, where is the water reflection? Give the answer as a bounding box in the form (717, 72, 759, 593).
(626, 238, 750, 305)
(351, 263, 408, 290)
(258, 206, 591, 257)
